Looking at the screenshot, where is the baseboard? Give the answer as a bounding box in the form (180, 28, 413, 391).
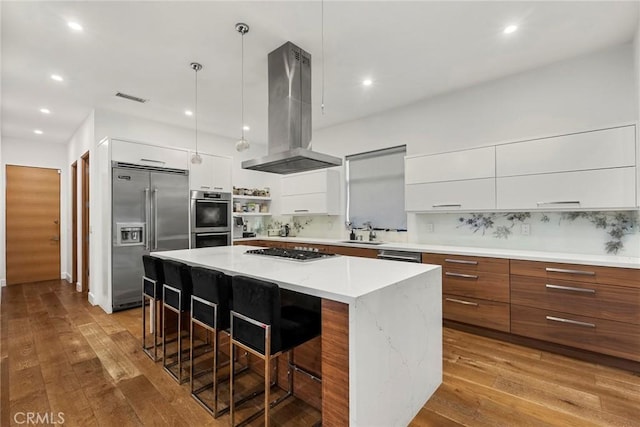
(0, 279, 5, 287)
(88, 292, 96, 306)
(62, 272, 72, 283)
(76, 282, 82, 292)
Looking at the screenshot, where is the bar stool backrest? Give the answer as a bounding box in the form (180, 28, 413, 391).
(231, 276, 282, 354)
(191, 267, 232, 329)
(162, 260, 193, 311)
(142, 255, 165, 297)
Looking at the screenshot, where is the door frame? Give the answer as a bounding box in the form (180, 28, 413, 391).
(71, 161, 78, 285)
(81, 152, 89, 293)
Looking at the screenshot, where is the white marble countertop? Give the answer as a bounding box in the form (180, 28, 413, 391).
(152, 245, 438, 304)
(233, 236, 640, 269)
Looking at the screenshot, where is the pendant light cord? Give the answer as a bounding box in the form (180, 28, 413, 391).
(321, 0, 325, 115)
(194, 66, 199, 154)
(241, 31, 245, 140)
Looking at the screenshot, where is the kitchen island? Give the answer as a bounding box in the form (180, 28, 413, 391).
(153, 245, 442, 426)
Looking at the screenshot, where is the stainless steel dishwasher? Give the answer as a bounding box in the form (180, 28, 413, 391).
(377, 249, 422, 263)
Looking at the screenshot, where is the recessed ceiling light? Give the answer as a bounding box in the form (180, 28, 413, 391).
(51, 74, 64, 82)
(185, 110, 193, 116)
(67, 21, 83, 31)
(243, 125, 250, 131)
(503, 25, 518, 34)
(40, 108, 51, 114)
(34, 129, 43, 135)
(362, 79, 373, 87)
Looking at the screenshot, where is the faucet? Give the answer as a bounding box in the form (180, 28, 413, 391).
(363, 221, 376, 242)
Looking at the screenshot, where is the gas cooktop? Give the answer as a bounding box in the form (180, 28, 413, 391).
(245, 247, 337, 262)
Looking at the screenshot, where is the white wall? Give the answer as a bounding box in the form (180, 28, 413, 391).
(1, 138, 70, 284)
(305, 43, 639, 254)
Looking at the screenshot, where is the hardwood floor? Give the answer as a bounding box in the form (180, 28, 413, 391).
(1, 280, 639, 426)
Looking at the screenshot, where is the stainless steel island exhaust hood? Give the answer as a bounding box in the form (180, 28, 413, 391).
(242, 42, 342, 174)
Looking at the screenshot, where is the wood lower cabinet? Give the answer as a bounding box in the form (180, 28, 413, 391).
(424, 253, 511, 332)
(510, 260, 640, 363)
(443, 294, 510, 332)
(511, 305, 640, 362)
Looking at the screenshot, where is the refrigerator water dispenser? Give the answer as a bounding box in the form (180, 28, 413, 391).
(116, 223, 145, 246)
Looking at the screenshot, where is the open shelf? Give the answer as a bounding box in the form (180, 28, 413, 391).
(232, 212, 272, 217)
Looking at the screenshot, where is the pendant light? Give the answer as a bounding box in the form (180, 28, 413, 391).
(190, 62, 203, 164)
(235, 23, 250, 152)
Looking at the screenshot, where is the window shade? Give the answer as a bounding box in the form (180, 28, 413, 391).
(346, 145, 406, 230)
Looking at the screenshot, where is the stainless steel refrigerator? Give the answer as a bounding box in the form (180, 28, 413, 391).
(112, 163, 189, 311)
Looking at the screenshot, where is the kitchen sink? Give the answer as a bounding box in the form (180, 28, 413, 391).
(339, 240, 384, 245)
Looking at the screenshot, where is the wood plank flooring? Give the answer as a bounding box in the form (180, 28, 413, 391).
(1, 280, 639, 426)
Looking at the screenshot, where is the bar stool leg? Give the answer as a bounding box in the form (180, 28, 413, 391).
(213, 329, 219, 416)
(230, 338, 235, 427)
(264, 326, 271, 427)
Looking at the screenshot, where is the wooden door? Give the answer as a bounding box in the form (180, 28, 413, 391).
(5, 165, 61, 285)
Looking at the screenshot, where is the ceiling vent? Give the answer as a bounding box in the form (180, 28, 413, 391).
(115, 92, 148, 103)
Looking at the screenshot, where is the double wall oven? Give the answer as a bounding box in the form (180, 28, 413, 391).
(190, 190, 232, 248)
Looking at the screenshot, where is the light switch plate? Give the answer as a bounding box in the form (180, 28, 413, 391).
(521, 223, 530, 235)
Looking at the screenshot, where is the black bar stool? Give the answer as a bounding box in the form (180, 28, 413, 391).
(142, 255, 165, 361)
(162, 259, 193, 384)
(189, 267, 233, 417)
(229, 276, 321, 427)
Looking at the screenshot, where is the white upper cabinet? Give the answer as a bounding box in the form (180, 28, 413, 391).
(496, 126, 635, 177)
(496, 125, 637, 210)
(189, 152, 232, 192)
(280, 169, 340, 215)
(405, 147, 496, 212)
(497, 168, 636, 210)
(406, 146, 495, 184)
(111, 139, 188, 170)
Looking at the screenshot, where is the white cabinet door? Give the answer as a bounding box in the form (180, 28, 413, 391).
(211, 156, 232, 192)
(112, 140, 188, 170)
(189, 153, 232, 192)
(496, 126, 635, 177)
(405, 147, 495, 184)
(497, 167, 637, 210)
(281, 170, 330, 196)
(281, 193, 330, 215)
(189, 153, 213, 191)
(405, 178, 496, 212)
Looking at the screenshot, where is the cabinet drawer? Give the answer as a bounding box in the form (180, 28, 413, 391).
(423, 253, 509, 274)
(405, 178, 496, 212)
(443, 294, 510, 332)
(443, 271, 509, 303)
(510, 260, 640, 288)
(511, 305, 640, 362)
(511, 275, 640, 324)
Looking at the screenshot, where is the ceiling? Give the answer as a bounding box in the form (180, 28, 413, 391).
(2, 1, 639, 146)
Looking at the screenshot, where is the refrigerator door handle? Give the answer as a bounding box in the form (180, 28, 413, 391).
(153, 188, 159, 250)
(144, 188, 150, 250)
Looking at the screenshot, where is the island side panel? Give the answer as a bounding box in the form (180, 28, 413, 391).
(351, 268, 442, 426)
(322, 299, 350, 426)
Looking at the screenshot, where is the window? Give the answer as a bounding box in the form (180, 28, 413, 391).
(346, 145, 406, 230)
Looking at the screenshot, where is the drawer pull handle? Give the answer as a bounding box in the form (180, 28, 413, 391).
(445, 297, 478, 306)
(444, 258, 478, 265)
(545, 316, 595, 328)
(536, 201, 581, 206)
(140, 158, 166, 164)
(546, 267, 595, 276)
(545, 284, 596, 294)
(445, 272, 479, 279)
(294, 209, 309, 212)
(432, 204, 462, 208)
(200, 186, 211, 189)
